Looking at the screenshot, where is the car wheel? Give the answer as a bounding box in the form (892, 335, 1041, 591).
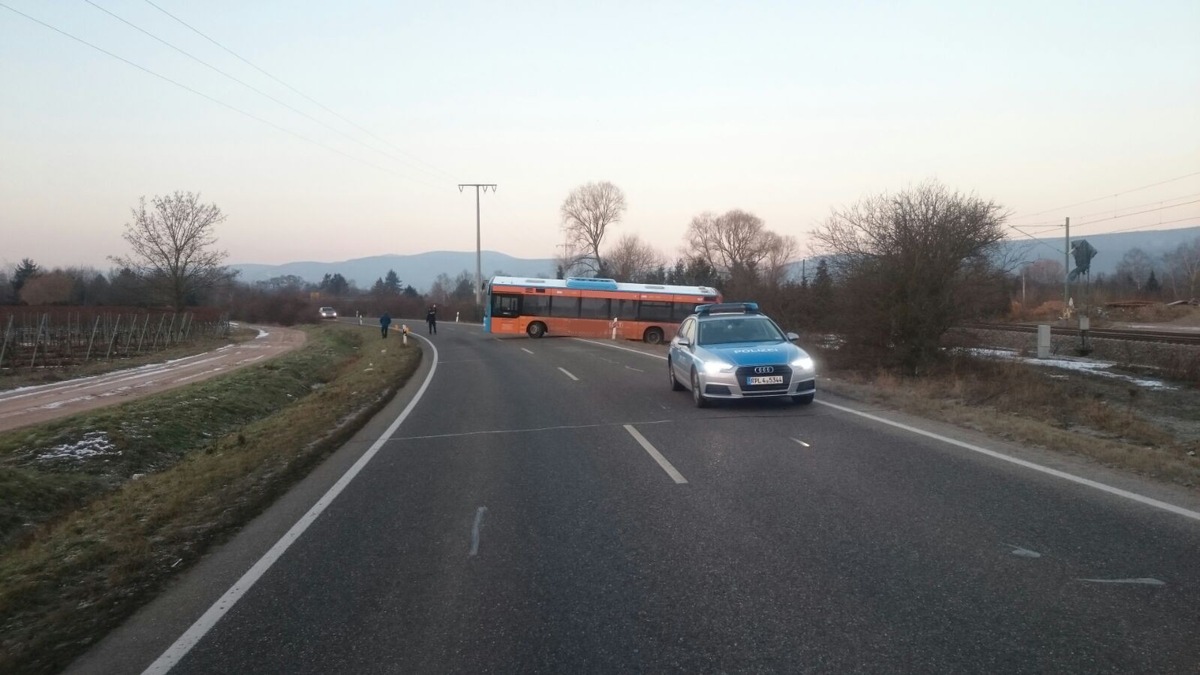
(526, 322, 547, 338)
(643, 327, 664, 345)
(791, 393, 814, 405)
(691, 369, 709, 408)
(669, 358, 683, 391)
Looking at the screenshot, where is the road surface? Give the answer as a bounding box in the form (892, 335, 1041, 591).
(69, 322, 1200, 673)
(0, 326, 305, 433)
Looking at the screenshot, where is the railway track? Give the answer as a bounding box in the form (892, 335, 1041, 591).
(962, 322, 1200, 346)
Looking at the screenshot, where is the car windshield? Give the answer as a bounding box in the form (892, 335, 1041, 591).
(697, 317, 785, 345)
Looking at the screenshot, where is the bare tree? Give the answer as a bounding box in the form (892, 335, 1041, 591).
(811, 180, 1009, 373)
(684, 209, 796, 293)
(605, 233, 665, 282)
(18, 271, 75, 305)
(1161, 236, 1200, 299)
(760, 231, 800, 287)
(560, 181, 627, 276)
(110, 191, 229, 310)
(1115, 248, 1155, 291)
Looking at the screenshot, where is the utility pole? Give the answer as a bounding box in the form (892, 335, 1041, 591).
(1063, 216, 1070, 320)
(457, 183, 496, 307)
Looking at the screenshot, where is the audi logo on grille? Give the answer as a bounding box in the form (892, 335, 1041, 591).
(753, 366, 775, 374)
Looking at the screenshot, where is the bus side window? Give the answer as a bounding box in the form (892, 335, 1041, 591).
(638, 301, 672, 322)
(580, 297, 610, 319)
(523, 295, 551, 316)
(492, 294, 520, 318)
(672, 302, 697, 320)
(616, 299, 638, 320)
(550, 296, 580, 317)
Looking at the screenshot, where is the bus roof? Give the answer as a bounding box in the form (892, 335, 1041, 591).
(489, 275, 720, 297)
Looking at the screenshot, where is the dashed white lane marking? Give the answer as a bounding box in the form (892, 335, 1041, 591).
(143, 335, 441, 675)
(1002, 543, 1042, 558)
(625, 365, 644, 372)
(790, 438, 811, 448)
(558, 367, 580, 381)
(624, 424, 687, 484)
(469, 506, 487, 556)
(521, 348, 534, 355)
(1077, 578, 1165, 586)
(578, 337, 1200, 525)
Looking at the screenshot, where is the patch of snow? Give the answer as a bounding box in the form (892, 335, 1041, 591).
(966, 348, 1178, 391)
(256, 329, 269, 339)
(36, 431, 122, 462)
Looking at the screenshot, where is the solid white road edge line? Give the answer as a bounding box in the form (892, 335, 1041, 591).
(624, 424, 688, 484)
(816, 399, 1200, 524)
(579, 337, 1200, 524)
(558, 367, 580, 381)
(142, 335, 441, 675)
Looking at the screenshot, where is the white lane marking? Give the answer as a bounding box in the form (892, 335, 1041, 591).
(574, 338, 664, 360)
(1002, 543, 1042, 558)
(625, 365, 644, 373)
(816, 400, 1200, 524)
(394, 419, 672, 442)
(521, 348, 534, 355)
(558, 367, 579, 381)
(582, 339, 1200, 525)
(469, 506, 487, 556)
(143, 335, 440, 675)
(1077, 578, 1165, 586)
(624, 424, 687, 484)
(790, 438, 811, 448)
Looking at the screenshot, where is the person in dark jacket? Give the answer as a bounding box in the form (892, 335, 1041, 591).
(380, 312, 391, 338)
(426, 305, 437, 335)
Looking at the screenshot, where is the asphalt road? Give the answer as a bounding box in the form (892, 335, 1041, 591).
(69, 321, 1200, 673)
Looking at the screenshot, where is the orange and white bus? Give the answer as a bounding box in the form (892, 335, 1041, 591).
(484, 276, 723, 344)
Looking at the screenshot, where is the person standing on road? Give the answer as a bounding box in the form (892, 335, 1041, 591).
(426, 305, 438, 335)
(380, 312, 392, 338)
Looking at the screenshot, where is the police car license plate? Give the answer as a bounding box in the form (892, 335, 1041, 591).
(747, 375, 784, 385)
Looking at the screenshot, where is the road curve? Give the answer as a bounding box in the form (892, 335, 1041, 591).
(0, 325, 306, 433)
(68, 322, 1200, 673)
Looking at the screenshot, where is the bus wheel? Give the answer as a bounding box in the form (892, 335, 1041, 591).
(526, 322, 547, 338)
(643, 327, 664, 344)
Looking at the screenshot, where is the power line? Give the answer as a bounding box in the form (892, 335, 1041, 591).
(141, 0, 459, 184)
(1010, 170, 1200, 221)
(85, 0, 438, 188)
(1, 2, 399, 175)
(1105, 214, 1200, 235)
(1074, 198, 1200, 228)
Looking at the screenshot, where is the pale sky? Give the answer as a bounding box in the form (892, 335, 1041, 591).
(2, 0, 1198, 272)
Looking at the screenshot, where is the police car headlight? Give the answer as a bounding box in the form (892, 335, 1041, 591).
(703, 360, 734, 375)
(790, 357, 814, 372)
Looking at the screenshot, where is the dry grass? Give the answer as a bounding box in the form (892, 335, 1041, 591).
(0, 324, 421, 674)
(820, 353, 1200, 489)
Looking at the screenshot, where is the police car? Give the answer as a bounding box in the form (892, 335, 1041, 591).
(667, 302, 816, 407)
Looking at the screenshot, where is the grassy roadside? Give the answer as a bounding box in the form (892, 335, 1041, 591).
(0, 324, 421, 674)
(819, 353, 1200, 489)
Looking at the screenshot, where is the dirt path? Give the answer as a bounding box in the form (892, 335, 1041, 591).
(0, 325, 306, 433)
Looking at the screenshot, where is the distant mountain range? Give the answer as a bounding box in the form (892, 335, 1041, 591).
(998, 225, 1200, 277)
(231, 226, 1200, 291)
(230, 251, 557, 292)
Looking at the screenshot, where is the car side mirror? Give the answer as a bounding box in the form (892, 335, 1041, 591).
(786, 332, 800, 341)
(675, 337, 690, 348)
